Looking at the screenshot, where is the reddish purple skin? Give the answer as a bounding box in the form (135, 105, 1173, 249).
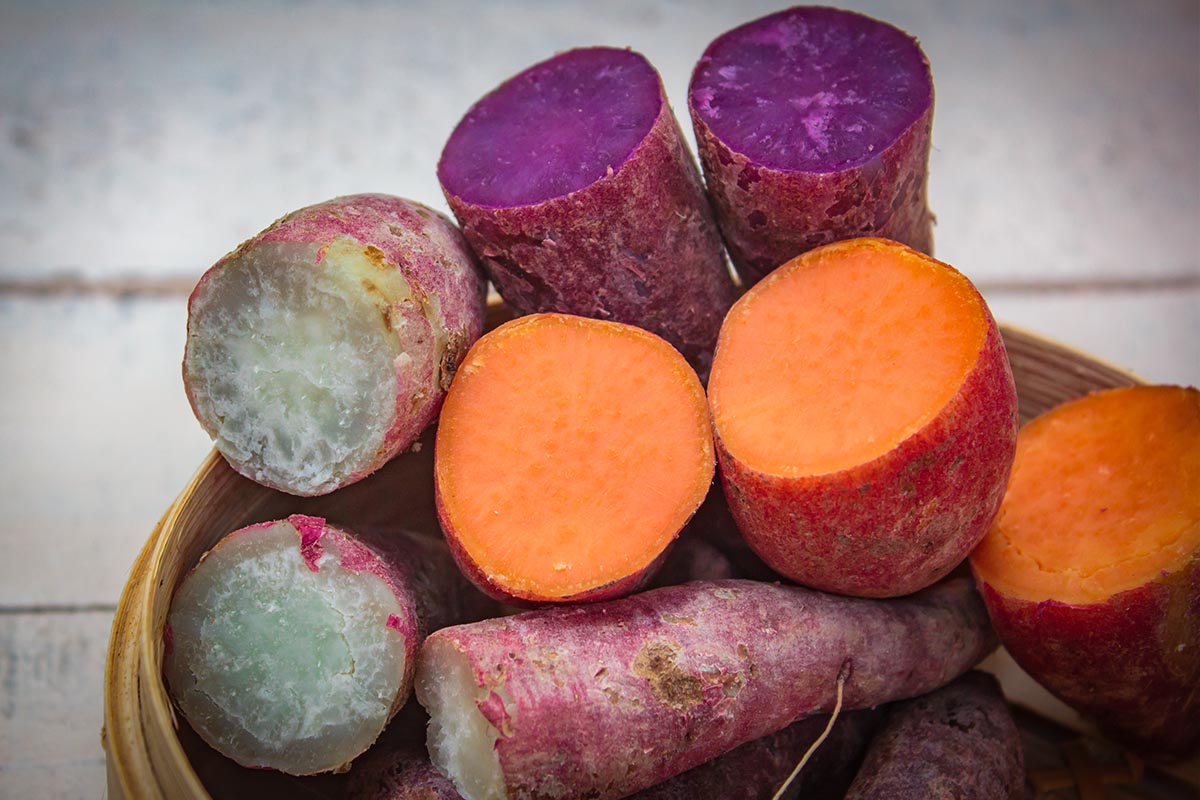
(689, 7, 935, 285)
(845, 671, 1024, 800)
(184, 194, 487, 495)
(718, 315, 1019, 598)
(632, 707, 881, 800)
(439, 48, 735, 375)
(976, 557, 1200, 760)
(419, 577, 996, 799)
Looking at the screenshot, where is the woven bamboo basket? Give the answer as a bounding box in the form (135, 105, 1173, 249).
(102, 317, 1199, 800)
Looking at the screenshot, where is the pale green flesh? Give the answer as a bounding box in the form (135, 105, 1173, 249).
(165, 521, 406, 774)
(185, 241, 399, 495)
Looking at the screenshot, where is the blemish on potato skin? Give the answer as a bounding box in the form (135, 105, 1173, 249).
(363, 244, 390, 269)
(632, 642, 703, 711)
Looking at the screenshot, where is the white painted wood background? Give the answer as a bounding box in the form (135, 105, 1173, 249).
(0, 1, 1196, 797)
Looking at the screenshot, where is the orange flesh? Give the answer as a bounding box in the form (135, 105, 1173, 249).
(435, 314, 714, 599)
(709, 238, 986, 476)
(971, 386, 1200, 604)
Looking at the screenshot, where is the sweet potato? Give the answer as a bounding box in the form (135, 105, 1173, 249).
(434, 313, 714, 605)
(634, 708, 881, 800)
(414, 577, 996, 800)
(690, 7, 935, 285)
(184, 194, 487, 496)
(163, 515, 494, 775)
(970, 385, 1200, 759)
(708, 238, 1017, 597)
(347, 708, 879, 800)
(439, 47, 736, 375)
(844, 671, 1024, 799)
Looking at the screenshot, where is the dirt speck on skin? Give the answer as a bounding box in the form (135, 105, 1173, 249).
(632, 642, 703, 710)
(362, 244, 391, 269)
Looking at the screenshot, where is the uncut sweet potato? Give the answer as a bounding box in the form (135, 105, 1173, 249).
(634, 707, 881, 800)
(439, 47, 735, 374)
(415, 577, 996, 800)
(164, 515, 495, 775)
(690, 7, 934, 285)
(349, 708, 880, 800)
(844, 671, 1024, 800)
(184, 193, 487, 496)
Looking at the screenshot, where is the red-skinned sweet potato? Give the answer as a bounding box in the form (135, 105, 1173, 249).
(709, 238, 1018, 597)
(414, 577, 996, 800)
(970, 385, 1200, 760)
(434, 314, 714, 606)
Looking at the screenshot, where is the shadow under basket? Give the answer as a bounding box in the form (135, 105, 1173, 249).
(102, 322, 1199, 800)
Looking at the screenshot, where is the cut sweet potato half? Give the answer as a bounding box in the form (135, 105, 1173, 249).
(434, 313, 715, 604)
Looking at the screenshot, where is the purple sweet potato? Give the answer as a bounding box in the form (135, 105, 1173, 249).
(689, 7, 935, 285)
(414, 577, 996, 800)
(633, 707, 881, 800)
(844, 671, 1025, 800)
(163, 515, 495, 775)
(184, 194, 487, 496)
(438, 47, 736, 375)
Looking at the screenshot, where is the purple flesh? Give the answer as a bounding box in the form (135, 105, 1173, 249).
(439, 47, 735, 376)
(439, 48, 661, 208)
(689, 7, 935, 284)
(691, 6, 931, 173)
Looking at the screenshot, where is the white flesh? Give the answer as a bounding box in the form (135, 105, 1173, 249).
(164, 520, 406, 774)
(415, 637, 506, 800)
(185, 241, 399, 495)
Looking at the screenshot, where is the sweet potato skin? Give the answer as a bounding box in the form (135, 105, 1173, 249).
(633, 707, 880, 800)
(717, 269, 1019, 597)
(442, 78, 735, 376)
(416, 577, 996, 799)
(692, 106, 933, 286)
(844, 671, 1024, 799)
(974, 558, 1200, 760)
(184, 193, 487, 495)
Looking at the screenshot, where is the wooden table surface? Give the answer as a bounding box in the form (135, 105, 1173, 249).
(1, 1, 1196, 797)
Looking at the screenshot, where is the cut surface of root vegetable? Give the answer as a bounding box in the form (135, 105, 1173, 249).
(184, 193, 487, 497)
(186, 240, 401, 495)
(435, 313, 715, 604)
(416, 637, 505, 800)
(163, 516, 407, 775)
